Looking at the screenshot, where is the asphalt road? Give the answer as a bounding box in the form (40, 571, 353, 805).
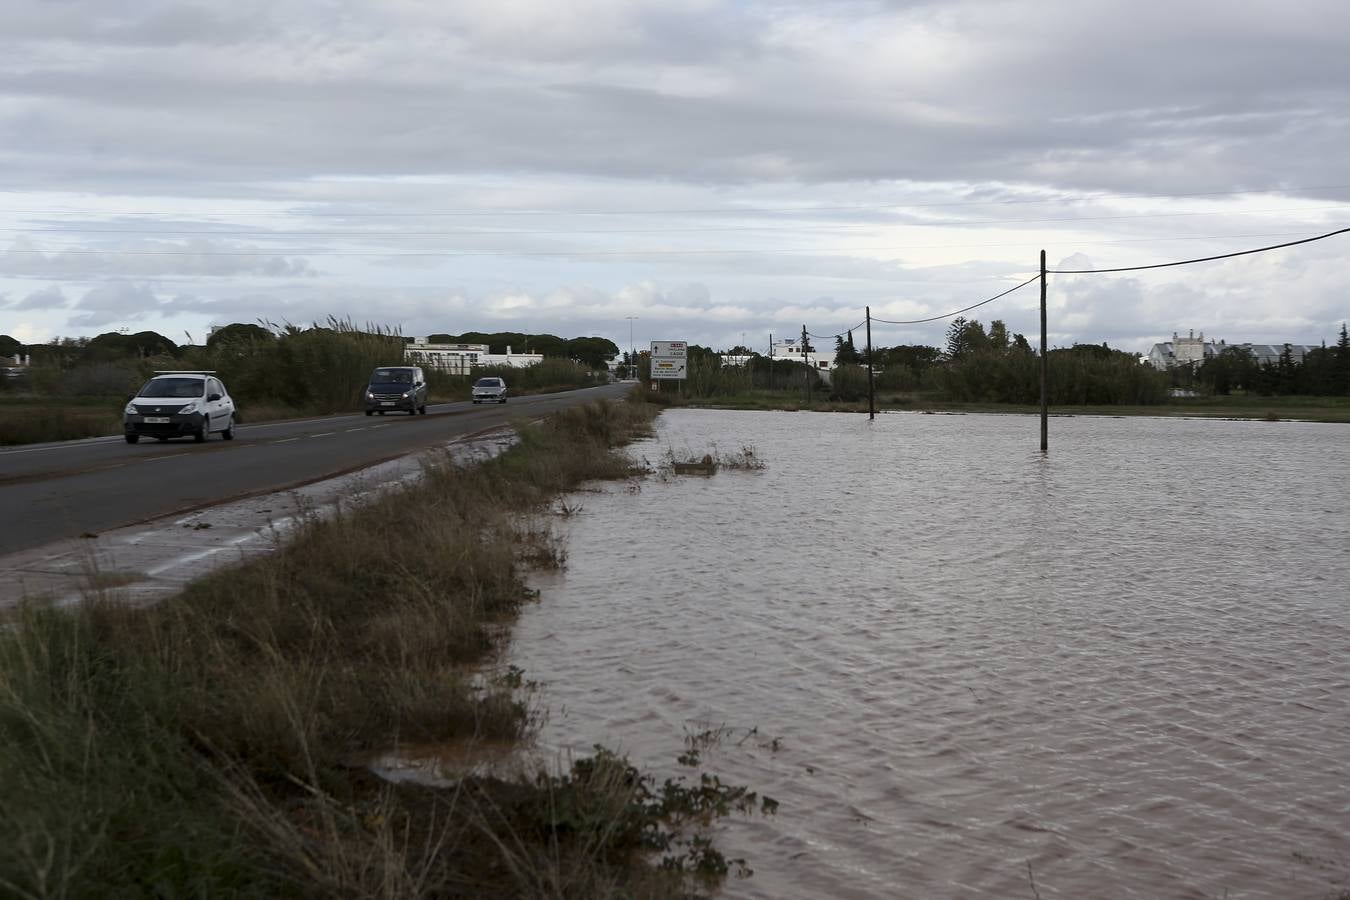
(0, 383, 631, 556)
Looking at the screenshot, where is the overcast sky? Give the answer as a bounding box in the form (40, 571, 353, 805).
(3, 0, 1348, 355)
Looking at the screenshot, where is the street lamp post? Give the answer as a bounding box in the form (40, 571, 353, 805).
(626, 316, 639, 381)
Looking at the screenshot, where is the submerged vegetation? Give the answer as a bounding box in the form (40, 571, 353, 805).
(0, 399, 770, 897)
(661, 444, 767, 475)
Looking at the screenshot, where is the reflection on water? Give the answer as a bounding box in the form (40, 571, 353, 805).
(512, 409, 1350, 899)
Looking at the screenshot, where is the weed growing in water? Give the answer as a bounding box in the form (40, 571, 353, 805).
(662, 442, 768, 474)
(555, 499, 584, 518)
(514, 519, 568, 570)
(487, 746, 778, 890)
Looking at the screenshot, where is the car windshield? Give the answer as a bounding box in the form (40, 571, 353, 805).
(474, 378, 503, 388)
(138, 377, 205, 399)
(371, 369, 413, 384)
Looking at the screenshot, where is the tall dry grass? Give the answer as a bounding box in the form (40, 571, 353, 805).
(0, 399, 751, 899)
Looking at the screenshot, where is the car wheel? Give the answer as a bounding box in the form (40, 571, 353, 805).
(419, 404, 428, 415)
(378, 411, 385, 415)
(365, 410, 373, 416)
(156, 436, 168, 442)
(222, 417, 234, 440)
(500, 397, 507, 403)
(125, 434, 139, 444)
(194, 421, 207, 443)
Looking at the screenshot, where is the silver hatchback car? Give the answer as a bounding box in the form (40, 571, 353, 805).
(123, 371, 235, 444)
(471, 377, 507, 403)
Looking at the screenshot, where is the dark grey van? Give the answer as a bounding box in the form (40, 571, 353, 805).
(364, 366, 428, 415)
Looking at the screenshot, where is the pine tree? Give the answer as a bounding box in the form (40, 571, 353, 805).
(1334, 322, 1350, 395)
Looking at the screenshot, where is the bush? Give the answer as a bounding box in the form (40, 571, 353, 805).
(828, 364, 869, 401)
(181, 318, 404, 414)
(931, 346, 1168, 405)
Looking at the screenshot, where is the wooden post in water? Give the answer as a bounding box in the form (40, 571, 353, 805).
(866, 306, 875, 420)
(802, 324, 810, 405)
(1040, 249, 1048, 454)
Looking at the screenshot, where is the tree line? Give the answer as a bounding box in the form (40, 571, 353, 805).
(1182, 324, 1350, 396)
(827, 318, 1350, 403)
(788, 318, 1168, 404)
(0, 321, 619, 414)
(663, 317, 1349, 405)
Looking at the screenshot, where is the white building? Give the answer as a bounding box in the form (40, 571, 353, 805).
(1146, 330, 1320, 370)
(769, 338, 835, 372)
(404, 338, 543, 373)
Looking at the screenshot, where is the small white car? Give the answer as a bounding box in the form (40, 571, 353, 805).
(471, 377, 508, 404)
(123, 371, 235, 444)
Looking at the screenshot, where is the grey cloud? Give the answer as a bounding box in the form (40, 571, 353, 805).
(5, 0, 275, 47)
(3, 1, 1349, 193)
(1, 240, 314, 279)
(67, 282, 162, 328)
(14, 285, 69, 310)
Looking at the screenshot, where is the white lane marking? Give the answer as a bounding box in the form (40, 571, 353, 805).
(271, 438, 299, 444)
(345, 427, 366, 433)
(370, 424, 390, 429)
(311, 432, 335, 438)
(146, 453, 189, 461)
(1, 438, 119, 456)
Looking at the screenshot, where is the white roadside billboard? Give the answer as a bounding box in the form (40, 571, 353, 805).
(650, 340, 688, 380)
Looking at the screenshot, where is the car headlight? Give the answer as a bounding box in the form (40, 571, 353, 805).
(124, 402, 139, 415)
(366, 391, 375, 400)
(401, 391, 411, 399)
(178, 402, 199, 415)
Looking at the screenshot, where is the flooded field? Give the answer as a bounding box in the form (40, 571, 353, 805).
(512, 409, 1350, 899)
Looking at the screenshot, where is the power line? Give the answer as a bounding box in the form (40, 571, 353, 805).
(797, 225, 1349, 341)
(870, 275, 1041, 326)
(857, 225, 1349, 336)
(1046, 225, 1350, 274)
(860, 226, 1349, 331)
(806, 320, 868, 341)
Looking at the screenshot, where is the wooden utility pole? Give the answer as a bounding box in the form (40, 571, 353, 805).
(866, 306, 875, 420)
(1040, 249, 1048, 454)
(801, 325, 810, 404)
(768, 333, 774, 391)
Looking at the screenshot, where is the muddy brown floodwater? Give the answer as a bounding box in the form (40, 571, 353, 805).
(512, 409, 1350, 899)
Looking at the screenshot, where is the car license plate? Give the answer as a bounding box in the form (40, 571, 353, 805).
(144, 416, 170, 424)
(380, 401, 395, 406)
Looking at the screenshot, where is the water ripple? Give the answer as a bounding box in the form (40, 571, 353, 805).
(513, 410, 1350, 899)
